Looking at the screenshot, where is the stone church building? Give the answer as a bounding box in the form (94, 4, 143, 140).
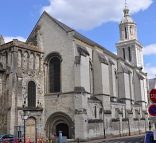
(0, 6, 149, 142)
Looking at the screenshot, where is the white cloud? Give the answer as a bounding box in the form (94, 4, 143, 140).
(143, 44, 156, 55)
(42, 0, 153, 30)
(144, 64, 156, 79)
(4, 36, 26, 43)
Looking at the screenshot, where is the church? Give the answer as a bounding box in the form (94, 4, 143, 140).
(0, 5, 149, 142)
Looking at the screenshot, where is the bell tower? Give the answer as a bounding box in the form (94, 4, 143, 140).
(116, 1, 144, 69)
(119, 1, 137, 41)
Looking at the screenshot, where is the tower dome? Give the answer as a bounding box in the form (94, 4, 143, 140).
(119, 5, 137, 41)
(121, 7, 135, 24)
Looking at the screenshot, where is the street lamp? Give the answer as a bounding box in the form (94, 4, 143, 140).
(21, 109, 30, 143)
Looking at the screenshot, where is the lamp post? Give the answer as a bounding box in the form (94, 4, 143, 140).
(21, 110, 29, 143)
(138, 108, 141, 134)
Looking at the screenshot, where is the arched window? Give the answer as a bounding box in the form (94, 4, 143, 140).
(125, 27, 128, 39)
(17, 51, 22, 67)
(123, 48, 126, 60)
(23, 52, 28, 69)
(28, 81, 36, 108)
(94, 106, 97, 118)
(49, 56, 61, 93)
(29, 53, 34, 70)
(128, 47, 131, 62)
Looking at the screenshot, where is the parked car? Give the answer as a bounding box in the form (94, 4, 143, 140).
(144, 131, 156, 143)
(0, 134, 17, 143)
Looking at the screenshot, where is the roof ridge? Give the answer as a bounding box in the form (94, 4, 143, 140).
(27, 11, 117, 59)
(43, 11, 74, 32)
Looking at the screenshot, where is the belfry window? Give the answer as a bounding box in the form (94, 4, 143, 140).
(125, 27, 128, 39)
(130, 26, 133, 35)
(49, 56, 61, 93)
(128, 47, 131, 62)
(28, 81, 36, 108)
(123, 48, 126, 60)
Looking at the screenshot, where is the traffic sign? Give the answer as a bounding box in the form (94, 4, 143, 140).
(150, 89, 156, 103)
(148, 104, 156, 116)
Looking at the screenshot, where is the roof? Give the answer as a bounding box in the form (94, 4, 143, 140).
(88, 96, 101, 103)
(43, 12, 74, 33)
(27, 11, 118, 59)
(0, 39, 43, 53)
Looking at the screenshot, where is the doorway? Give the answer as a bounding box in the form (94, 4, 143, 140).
(26, 118, 36, 142)
(45, 112, 74, 139)
(56, 123, 69, 138)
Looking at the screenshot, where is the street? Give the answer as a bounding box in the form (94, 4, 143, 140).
(101, 135, 144, 143)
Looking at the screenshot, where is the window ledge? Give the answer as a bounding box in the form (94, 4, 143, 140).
(18, 106, 43, 111)
(45, 92, 62, 96)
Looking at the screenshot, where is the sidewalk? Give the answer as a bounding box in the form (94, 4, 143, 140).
(69, 134, 144, 143)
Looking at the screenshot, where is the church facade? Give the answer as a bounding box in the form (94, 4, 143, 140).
(0, 7, 149, 142)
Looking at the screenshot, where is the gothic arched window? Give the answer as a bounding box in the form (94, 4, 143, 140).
(49, 56, 61, 93)
(28, 81, 36, 108)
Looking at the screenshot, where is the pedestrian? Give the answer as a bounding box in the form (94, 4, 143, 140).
(77, 138, 80, 143)
(52, 133, 57, 143)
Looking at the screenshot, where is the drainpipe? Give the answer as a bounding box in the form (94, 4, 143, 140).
(128, 117, 131, 136)
(94, 97, 106, 139)
(101, 102, 106, 139)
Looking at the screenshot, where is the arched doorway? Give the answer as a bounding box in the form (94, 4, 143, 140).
(56, 123, 69, 138)
(45, 112, 74, 139)
(26, 117, 36, 143)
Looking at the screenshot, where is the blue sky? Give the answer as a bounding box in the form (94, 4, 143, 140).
(0, 0, 156, 78)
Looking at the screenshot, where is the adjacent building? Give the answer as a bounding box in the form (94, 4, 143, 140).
(0, 6, 149, 142)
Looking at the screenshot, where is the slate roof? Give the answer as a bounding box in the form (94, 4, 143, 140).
(46, 14, 74, 33)
(27, 11, 117, 59)
(0, 39, 42, 53)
